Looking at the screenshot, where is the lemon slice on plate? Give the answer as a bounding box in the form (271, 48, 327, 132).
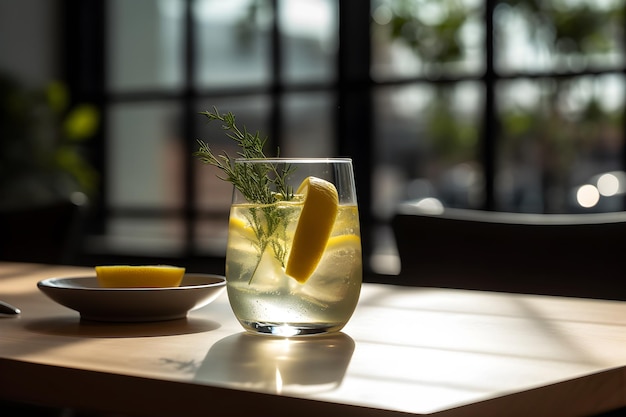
(285, 176, 339, 283)
(95, 265, 186, 288)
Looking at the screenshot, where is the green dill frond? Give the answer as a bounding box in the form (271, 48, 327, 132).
(194, 107, 293, 203)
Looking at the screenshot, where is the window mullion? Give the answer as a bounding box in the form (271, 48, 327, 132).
(483, 0, 497, 211)
(338, 0, 373, 274)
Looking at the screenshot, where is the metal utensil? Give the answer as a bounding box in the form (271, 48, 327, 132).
(0, 300, 20, 316)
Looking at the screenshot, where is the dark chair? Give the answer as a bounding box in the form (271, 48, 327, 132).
(0, 199, 85, 265)
(391, 204, 626, 300)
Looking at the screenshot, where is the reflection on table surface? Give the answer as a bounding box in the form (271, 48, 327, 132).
(197, 332, 354, 395)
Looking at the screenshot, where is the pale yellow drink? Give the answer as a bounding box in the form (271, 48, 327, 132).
(226, 201, 362, 336)
(194, 111, 361, 335)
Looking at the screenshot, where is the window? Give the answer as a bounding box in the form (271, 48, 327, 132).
(66, 0, 625, 276)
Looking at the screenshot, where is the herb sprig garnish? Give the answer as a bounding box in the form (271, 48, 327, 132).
(194, 107, 296, 283)
(194, 108, 294, 203)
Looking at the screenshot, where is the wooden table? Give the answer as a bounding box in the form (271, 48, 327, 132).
(1, 262, 625, 416)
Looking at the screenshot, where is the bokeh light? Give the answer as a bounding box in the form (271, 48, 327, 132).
(576, 184, 600, 208)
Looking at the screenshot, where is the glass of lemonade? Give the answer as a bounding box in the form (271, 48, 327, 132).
(225, 158, 362, 336)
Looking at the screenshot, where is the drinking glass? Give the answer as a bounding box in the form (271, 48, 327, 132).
(225, 158, 362, 336)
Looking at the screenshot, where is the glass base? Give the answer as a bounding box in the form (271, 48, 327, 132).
(240, 321, 344, 337)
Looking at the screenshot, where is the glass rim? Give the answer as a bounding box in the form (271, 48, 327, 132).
(234, 157, 353, 163)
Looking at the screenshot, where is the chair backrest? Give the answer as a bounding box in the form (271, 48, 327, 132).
(0, 199, 84, 265)
(391, 205, 626, 300)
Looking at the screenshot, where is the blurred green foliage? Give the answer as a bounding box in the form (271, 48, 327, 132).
(385, 0, 472, 65)
(0, 75, 99, 207)
(374, 0, 623, 163)
(498, 0, 622, 56)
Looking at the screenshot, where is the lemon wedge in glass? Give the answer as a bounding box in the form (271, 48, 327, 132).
(95, 265, 186, 288)
(285, 176, 339, 283)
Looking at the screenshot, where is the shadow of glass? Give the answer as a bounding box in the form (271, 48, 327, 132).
(195, 332, 355, 395)
(25, 316, 221, 338)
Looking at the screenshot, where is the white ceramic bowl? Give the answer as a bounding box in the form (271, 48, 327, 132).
(38, 273, 226, 322)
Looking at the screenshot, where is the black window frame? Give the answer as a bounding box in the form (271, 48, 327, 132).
(62, 0, 626, 277)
